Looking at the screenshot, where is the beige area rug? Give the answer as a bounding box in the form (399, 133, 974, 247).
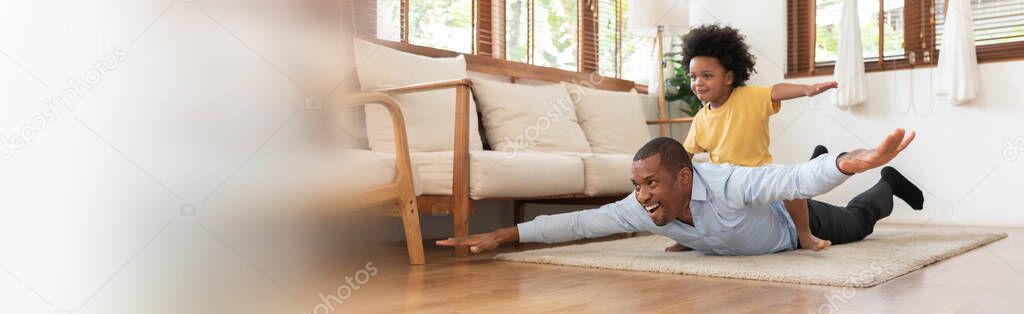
(495, 225, 1007, 287)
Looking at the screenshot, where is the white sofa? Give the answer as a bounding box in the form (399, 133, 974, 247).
(340, 37, 689, 256)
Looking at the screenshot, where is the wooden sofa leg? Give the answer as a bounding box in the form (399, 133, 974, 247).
(398, 191, 425, 265)
(513, 200, 526, 225)
(453, 197, 470, 257)
(512, 201, 525, 247)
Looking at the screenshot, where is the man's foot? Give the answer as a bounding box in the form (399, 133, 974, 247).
(881, 166, 924, 210)
(665, 243, 693, 252)
(799, 233, 832, 251)
(811, 145, 829, 160)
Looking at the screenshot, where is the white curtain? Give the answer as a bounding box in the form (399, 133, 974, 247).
(832, 0, 867, 108)
(936, 0, 980, 105)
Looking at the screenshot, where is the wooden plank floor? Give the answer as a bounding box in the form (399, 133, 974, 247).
(325, 224, 1024, 313)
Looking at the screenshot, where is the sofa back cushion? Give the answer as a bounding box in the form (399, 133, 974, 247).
(354, 38, 484, 152)
(564, 82, 651, 154)
(471, 78, 592, 155)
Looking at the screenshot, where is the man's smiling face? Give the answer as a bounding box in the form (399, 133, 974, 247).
(631, 153, 693, 226)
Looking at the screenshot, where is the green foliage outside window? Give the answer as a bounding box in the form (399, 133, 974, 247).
(408, 0, 473, 53)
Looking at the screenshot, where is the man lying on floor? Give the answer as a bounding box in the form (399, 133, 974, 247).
(438, 128, 922, 256)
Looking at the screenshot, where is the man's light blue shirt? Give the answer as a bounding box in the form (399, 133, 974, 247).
(517, 153, 852, 255)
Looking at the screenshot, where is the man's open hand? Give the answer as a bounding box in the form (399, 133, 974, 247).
(837, 128, 916, 175)
(435, 227, 518, 254)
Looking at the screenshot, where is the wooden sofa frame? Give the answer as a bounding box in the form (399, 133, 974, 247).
(361, 37, 693, 257)
(335, 92, 425, 265)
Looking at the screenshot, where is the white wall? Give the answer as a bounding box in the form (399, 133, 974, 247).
(692, 0, 1024, 226)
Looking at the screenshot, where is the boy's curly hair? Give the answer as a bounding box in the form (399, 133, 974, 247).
(681, 24, 757, 87)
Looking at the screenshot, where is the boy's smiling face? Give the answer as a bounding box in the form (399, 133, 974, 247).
(688, 56, 735, 105)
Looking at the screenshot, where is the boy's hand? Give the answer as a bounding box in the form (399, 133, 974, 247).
(805, 81, 838, 97)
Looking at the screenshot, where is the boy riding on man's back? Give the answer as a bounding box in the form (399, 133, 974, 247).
(676, 24, 839, 252)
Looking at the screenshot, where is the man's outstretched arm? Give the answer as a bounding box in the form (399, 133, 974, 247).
(435, 226, 520, 254)
(437, 197, 645, 254)
(834, 128, 916, 175)
(730, 128, 916, 206)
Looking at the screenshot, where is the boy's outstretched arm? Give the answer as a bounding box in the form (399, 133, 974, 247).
(771, 81, 838, 101)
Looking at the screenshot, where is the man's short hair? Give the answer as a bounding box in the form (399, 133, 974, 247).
(633, 137, 693, 173)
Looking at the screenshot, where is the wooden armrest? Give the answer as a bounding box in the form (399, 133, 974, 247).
(338, 92, 415, 188)
(347, 86, 472, 256)
(372, 78, 473, 94)
(368, 79, 474, 257)
(646, 117, 694, 125)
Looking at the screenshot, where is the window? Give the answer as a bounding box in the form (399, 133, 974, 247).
(597, 0, 620, 78)
(595, 0, 654, 84)
(505, 0, 530, 63)
(351, 0, 661, 84)
(408, 0, 474, 53)
(533, 0, 579, 70)
(504, 0, 579, 71)
(787, 0, 1024, 78)
(369, 0, 475, 53)
(814, 0, 905, 63)
(376, 0, 401, 41)
(935, 0, 1024, 56)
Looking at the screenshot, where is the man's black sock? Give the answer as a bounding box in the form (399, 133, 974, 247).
(881, 166, 924, 210)
(811, 145, 829, 160)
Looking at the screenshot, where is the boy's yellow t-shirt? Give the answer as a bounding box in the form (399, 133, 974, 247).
(683, 85, 780, 167)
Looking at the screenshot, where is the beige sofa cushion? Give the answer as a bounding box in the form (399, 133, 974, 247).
(354, 38, 484, 153)
(411, 151, 584, 199)
(330, 150, 418, 191)
(563, 82, 651, 154)
(471, 79, 592, 155)
(309, 149, 423, 211)
(578, 153, 635, 196)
